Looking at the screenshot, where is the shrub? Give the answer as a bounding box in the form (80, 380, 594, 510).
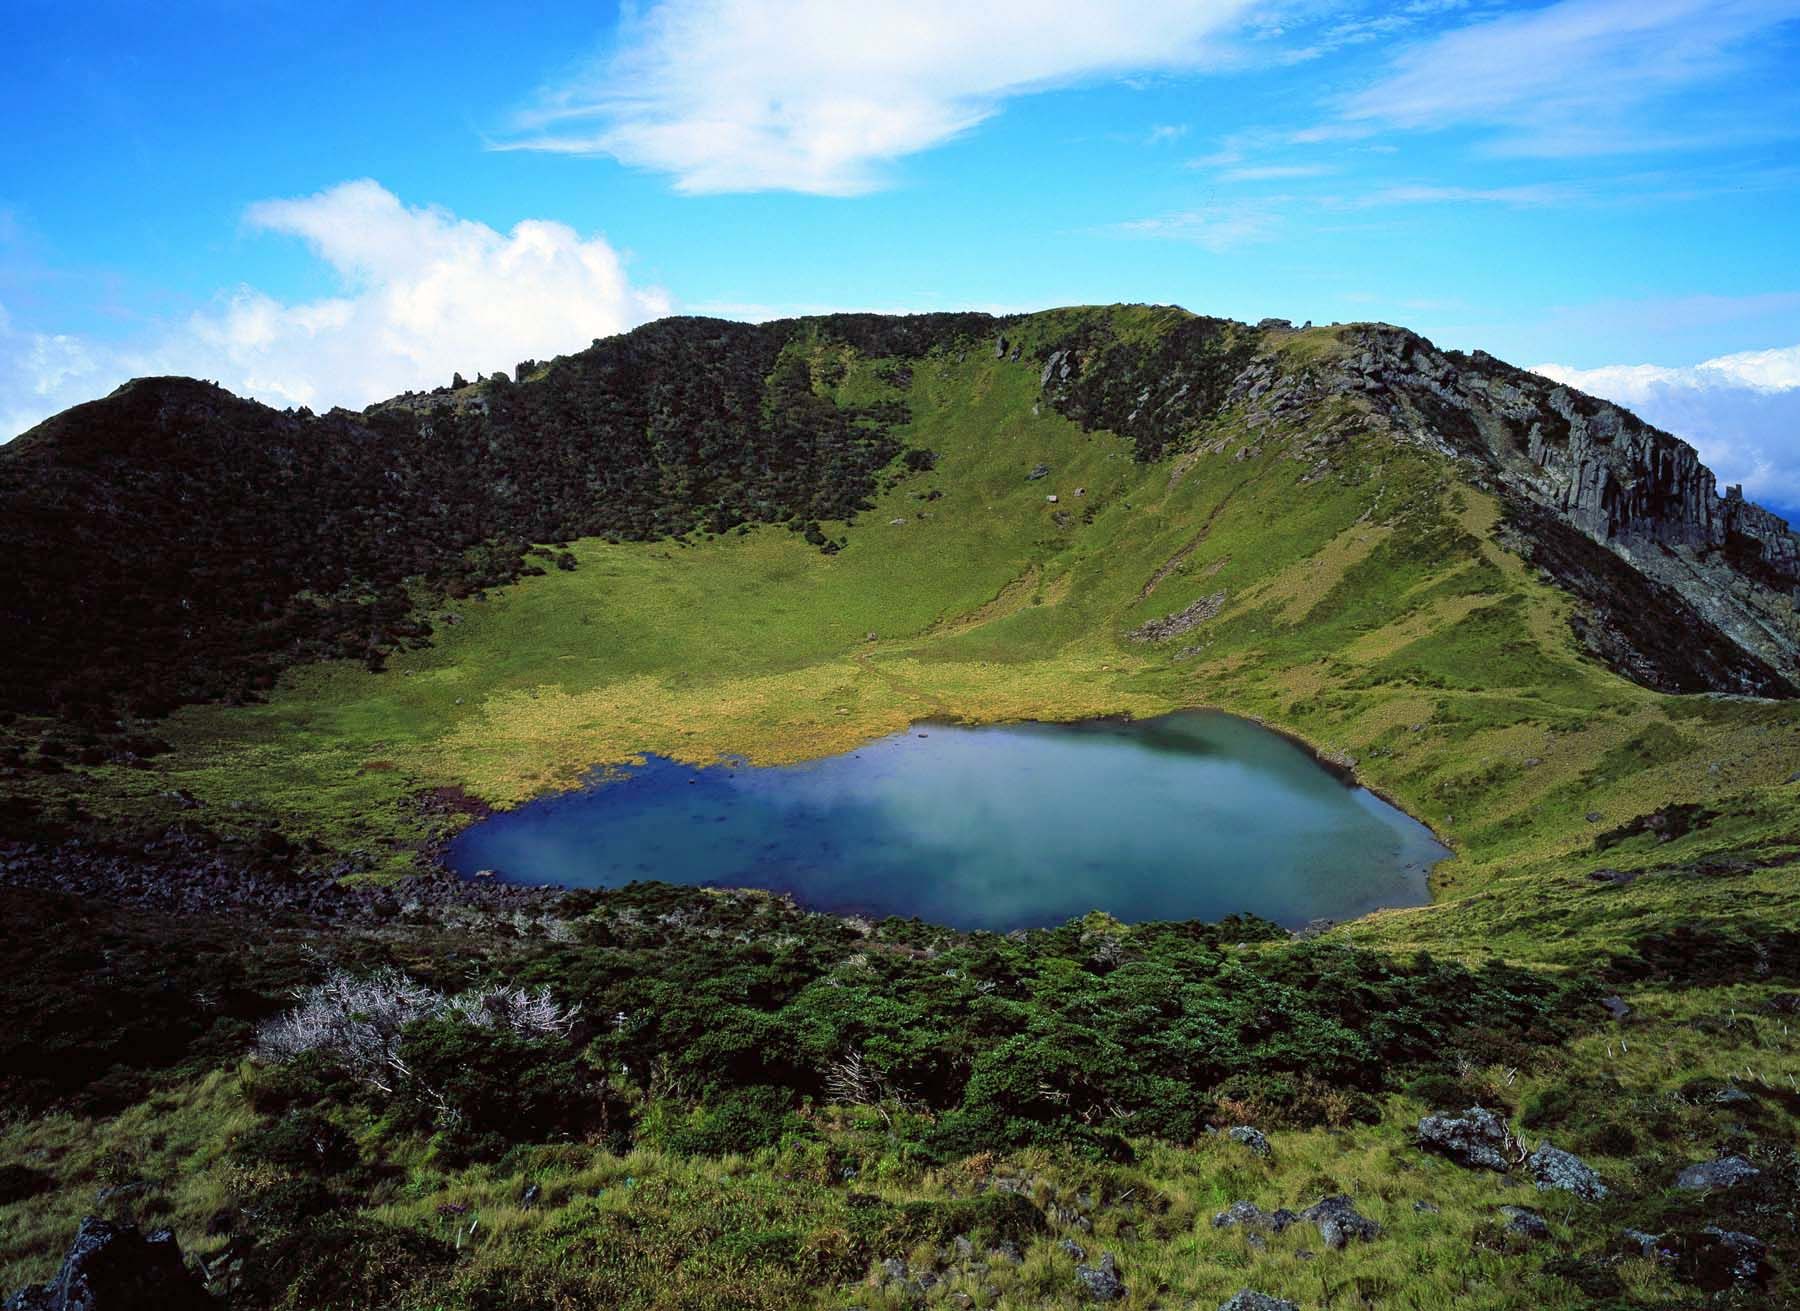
(652, 1085, 807, 1157)
(391, 1018, 619, 1160)
(255, 968, 580, 1094)
(236, 1218, 454, 1310)
(232, 1109, 358, 1175)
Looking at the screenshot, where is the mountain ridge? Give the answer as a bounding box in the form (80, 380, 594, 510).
(1, 305, 1796, 731)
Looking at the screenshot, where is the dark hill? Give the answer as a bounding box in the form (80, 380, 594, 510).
(2, 307, 1796, 731)
(0, 317, 953, 721)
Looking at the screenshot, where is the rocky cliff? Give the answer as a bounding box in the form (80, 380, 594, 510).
(1036, 316, 1799, 695)
(1319, 326, 1799, 689)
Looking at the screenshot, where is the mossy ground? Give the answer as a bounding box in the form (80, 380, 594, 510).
(4, 321, 1798, 1306)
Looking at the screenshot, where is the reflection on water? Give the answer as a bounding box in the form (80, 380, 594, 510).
(447, 711, 1446, 931)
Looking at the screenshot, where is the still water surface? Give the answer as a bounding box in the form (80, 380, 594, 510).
(448, 711, 1446, 931)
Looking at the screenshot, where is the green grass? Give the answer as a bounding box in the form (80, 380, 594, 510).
(23, 329, 1799, 923)
(6, 314, 1799, 1308)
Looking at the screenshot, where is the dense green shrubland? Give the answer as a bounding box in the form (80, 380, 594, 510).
(217, 885, 1594, 1170)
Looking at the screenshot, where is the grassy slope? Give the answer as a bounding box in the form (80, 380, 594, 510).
(5, 308, 1798, 1307)
(44, 311, 1800, 960)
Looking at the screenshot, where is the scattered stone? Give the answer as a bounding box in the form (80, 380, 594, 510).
(1227, 1126, 1272, 1159)
(3, 1217, 214, 1311)
(1499, 1205, 1550, 1240)
(1301, 1195, 1379, 1249)
(1600, 995, 1631, 1022)
(1713, 1084, 1754, 1106)
(1526, 1143, 1608, 1201)
(1058, 1238, 1086, 1262)
(1074, 1252, 1125, 1301)
(1619, 1228, 1661, 1258)
(1662, 1228, 1770, 1291)
(1213, 1202, 1296, 1234)
(1585, 811, 1603, 822)
(1046, 494, 1059, 504)
(1417, 1106, 1516, 1172)
(1027, 463, 1051, 481)
(1040, 351, 1074, 388)
(1218, 1292, 1299, 1311)
(1130, 590, 1228, 642)
(1587, 867, 1638, 886)
(1413, 1200, 1440, 1214)
(519, 1183, 540, 1209)
(1675, 1155, 1761, 1191)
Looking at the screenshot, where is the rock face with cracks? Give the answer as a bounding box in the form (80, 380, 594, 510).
(3, 1217, 215, 1311)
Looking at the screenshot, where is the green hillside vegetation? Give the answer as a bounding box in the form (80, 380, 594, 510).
(3, 306, 1797, 1308)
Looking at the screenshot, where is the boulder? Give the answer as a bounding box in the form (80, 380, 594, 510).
(1227, 1126, 1272, 1159)
(1218, 1293, 1299, 1311)
(1074, 1252, 1126, 1302)
(1417, 1106, 1516, 1172)
(1599, 995, 1631, 1021)
(1675, 1155, 1761, 1191)
(1300, 1195, 1379, 1249)
(1526, 1143, 1608, 1200)
(1499, 1205, 1550, 1240)
(3, 1217, 214, 1311)
(1212, 1202, 1296, 1233)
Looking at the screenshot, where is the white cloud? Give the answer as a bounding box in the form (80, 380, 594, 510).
(1342, 182, 1580, 207)
(1343, 0, 1800, 155)
(1111, 201, 1284, 251)
(0, 305, 104, 441)
(502, 0, 1257, 195)
(1218, 163, 1334, 181)
(2, 181, 666, 438)
(1533, 344, 1800, 507)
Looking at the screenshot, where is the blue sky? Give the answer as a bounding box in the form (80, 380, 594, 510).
(4, 0, 1800, 507)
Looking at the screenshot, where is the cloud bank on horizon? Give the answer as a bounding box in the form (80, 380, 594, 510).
(1, 182, 665, 440)
(3, 0, 1799, 506)
(1533, 346, 1800, 512)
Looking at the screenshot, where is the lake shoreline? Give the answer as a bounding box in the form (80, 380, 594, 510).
(448, 709, 1447, 933)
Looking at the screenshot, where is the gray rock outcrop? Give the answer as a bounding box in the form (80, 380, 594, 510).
(1218, 1293, 1299, 1311)
(1526, 1143, 1608, 1200)
(1675, 1154, 1761, 1191)
(1417, 1106, 1516, 1172)
(1300, 1195, 1379, 1249)
(1226, 1125, 1273, 1158)
(1499, 1205, 1550, 1240)
(1074, 1252, 1126, 1301)
(3, 1218, 214, 1311)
